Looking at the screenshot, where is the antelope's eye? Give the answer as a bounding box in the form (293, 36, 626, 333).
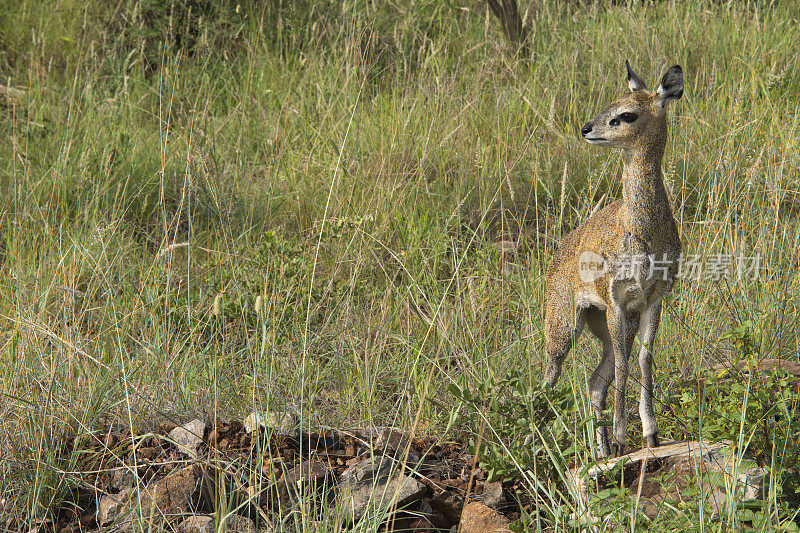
(619, 112, 638, 123)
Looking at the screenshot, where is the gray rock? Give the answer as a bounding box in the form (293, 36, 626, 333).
(243, 411, 294, 434)
(568, 440, 769, 522)
(481, 481, 504, 508)
(217, 514, 257, 533)
(375, 427, 410, 450)
(339, 456, 427, 521)
(285, 456, 329, 487)
(169, 419, 205, 456)
(108, 467, 136, 491)
(177, 514, 256, 533)
(97, 465, 201, 530)
(177, 515, 213, 533)
(430, 490, 464, 523)
(270, 457, 329, 518)
(97, 489, 131, 527)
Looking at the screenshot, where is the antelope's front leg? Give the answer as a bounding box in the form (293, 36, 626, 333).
(638, 300, 663, 448)
(606, 308, 629, 457)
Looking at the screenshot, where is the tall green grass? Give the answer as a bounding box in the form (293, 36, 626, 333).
(1, 0, 799, 529)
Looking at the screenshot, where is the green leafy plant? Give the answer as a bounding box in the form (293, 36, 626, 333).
(661, 320, 800, 526)
(448, 371, 585, 483)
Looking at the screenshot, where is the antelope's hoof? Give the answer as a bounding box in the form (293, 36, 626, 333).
(600, 444, 612, 459)
(611, 442, 625, 458)
(646, 433, 660, 449)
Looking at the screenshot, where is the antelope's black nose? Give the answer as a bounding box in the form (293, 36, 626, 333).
(581, 122, 593, 137)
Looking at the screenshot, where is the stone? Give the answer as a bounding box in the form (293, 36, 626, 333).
(97, 489, 131, 527)
(285, 456, 329, 487)
(218, 514, 257, 533)
(375, 427, 411, 451)
(712, 358, 800, 376)
(177, 514, 256, 533)
(481, 481, 505, 508)
(459, 502, 512, 533)
(177, 515, 213, 533)
(374, 427, 421, 464)
(339, 456, 427, 521)
(409, 500, 449, 531)
(270, 457, 329, 518)
(108, 467, 136, 491)
(568, 440, 769, 521)
(169, 419, 205, 456)
(98, 465, 201, 530)
(142, 464, 201, 517)
(430, 490, 464, 524)
(243, 411, 294, 434)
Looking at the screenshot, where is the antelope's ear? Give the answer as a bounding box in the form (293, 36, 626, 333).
(626, 60, 647, 92)
(655, 65, 684, 110)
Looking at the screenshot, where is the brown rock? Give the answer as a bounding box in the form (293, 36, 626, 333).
(142, 464, 201, 517)
(339, 456, 427, 521)
(410, 500, 449, 530)
(177, 514, 255, 533)
(97, 489, 131, 527)
(430, 490, 464, 523)
(99, 465, 201, 530)
(158, 421, 178, 433)
(459, 502, 512, 533)
(481, 482, 505, 508)
(286, 456, 328, 486)
(177, 515, 213, 533)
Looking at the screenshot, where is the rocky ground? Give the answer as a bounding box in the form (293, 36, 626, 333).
(5, 415, 531, 533)
(2, 412, 769, 533)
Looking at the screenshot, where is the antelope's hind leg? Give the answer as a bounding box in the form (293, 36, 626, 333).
(544, 284, 585, 387)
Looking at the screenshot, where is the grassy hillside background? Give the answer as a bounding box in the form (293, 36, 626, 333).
(1, 0, 799, 529)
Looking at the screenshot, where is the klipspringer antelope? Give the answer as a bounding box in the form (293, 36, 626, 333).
(544, 62, 684, 458)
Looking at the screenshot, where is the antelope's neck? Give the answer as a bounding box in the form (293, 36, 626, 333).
(620, 142, 673, 241)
